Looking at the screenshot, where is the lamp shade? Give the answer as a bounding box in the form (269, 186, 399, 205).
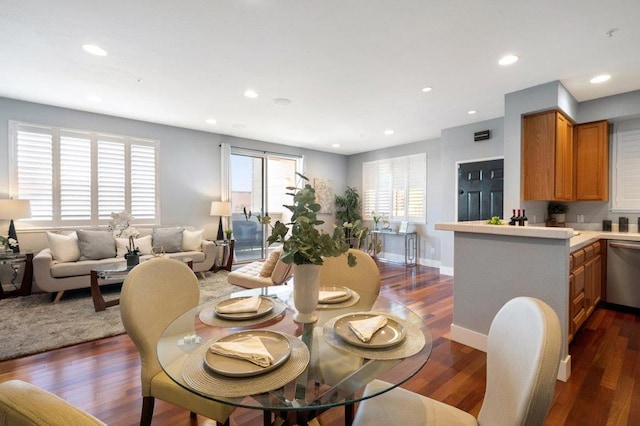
(0, 199, 31, 220)
(210, 201, 231, 217)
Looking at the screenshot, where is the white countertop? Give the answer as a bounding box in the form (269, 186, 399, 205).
(434, 221, 640, 250)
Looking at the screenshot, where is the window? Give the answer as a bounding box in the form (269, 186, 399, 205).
(9, 121, 159, 227)
(612, 120, 640, 212)
(363, 153, 426, 223)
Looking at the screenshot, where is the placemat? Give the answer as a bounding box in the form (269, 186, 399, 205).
(182, 332, 310, 398)
(198, 297, 289, 327)
(322, 311, 426, 360)
(317, 290, 360, 310)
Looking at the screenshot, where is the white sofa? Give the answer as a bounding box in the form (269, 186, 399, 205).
(227, 248, 292, 289)
(33, 227, 216, 301)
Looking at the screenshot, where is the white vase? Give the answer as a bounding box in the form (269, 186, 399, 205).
(292, 263, 320, 323)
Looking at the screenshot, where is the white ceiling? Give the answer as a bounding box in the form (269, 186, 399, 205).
(1, 1, 639, 155)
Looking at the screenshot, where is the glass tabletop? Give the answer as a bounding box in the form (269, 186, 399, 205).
(157, 285, 432, 415)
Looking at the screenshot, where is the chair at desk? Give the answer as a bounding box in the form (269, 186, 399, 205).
(353, 297, 562, 426)
(120, 258, 235, 426)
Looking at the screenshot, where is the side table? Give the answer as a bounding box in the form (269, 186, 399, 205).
(211, 239, 234, 272)
(0, 252, 34, 299)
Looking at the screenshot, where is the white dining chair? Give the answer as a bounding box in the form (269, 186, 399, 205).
(120, 258, 235, 426)
(319, 249, 381, 295)
(352, 296, 562, 426)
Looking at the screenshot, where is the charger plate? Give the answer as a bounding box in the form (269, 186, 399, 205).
(334, 313, 406, 348)
(318, 286, 352, 304)
(205, 330, 291, 377)
(199, 297, 288, 327)
(182, 332, 310, 398)
(214, 296, 274, 320)
(323, 311, 425, 360)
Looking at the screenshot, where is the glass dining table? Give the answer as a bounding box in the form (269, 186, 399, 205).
(157, 285, 432, 426)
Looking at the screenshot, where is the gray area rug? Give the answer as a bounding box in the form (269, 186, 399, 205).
(0, 272, 244, 361)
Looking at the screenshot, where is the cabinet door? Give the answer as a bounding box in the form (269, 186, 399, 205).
(522, 111, 557, 200)
(592, 254, 602, 307)
(555, 113, 574, 200)
(575, 120, 609, 201)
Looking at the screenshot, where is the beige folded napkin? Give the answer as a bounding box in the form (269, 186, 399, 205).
(348, 315, 388, 343)
(216, 296, 262, 314)
(209, 336, 274, 367)
(318, 290, 349, 302)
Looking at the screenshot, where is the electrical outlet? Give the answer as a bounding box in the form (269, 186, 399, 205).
(430, 247, 435, 256)
(577, 215, 584, 223)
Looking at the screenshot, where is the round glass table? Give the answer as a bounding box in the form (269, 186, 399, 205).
(157, 286, 432, 425)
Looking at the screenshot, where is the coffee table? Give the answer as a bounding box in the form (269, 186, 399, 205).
(90, 257, 194, 312)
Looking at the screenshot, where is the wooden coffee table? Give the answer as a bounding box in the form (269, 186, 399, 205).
(90, 258, 194, 312)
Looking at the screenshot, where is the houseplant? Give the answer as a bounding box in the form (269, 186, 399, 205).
(548, 202, 569, 224)
(335, 187, 362, 238)
(259, 173, 356, 322)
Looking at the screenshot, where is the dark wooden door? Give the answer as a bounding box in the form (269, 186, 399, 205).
(458, 159, 504, 221)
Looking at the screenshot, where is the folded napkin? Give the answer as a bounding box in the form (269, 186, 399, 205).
(216, 296, 262, 314)
(210, 336, 274, 367)
(348, 315, 388, 343)
(318, 290, 349, 302)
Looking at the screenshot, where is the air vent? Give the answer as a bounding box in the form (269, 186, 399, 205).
(474, 130, 491, 141)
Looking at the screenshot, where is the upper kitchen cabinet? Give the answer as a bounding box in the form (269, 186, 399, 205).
(522, 110, 574, 201)
(574, 120, 610, 201)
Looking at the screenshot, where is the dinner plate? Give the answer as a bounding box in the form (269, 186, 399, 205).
(204, 330, 292, 377)
(334, 313, 406, 349)
(318, 286, 353, 304)
(214, 296, 274, 320)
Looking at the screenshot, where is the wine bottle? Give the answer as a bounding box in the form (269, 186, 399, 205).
(521, 209, 528, 226)
(509, 209, 517, 226)
(516, 209, 522, 226)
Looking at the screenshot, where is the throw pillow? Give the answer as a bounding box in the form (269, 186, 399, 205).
(259, 249, 282, 277)
(182, 229, 203, 251)
(116, 235, 153, 257)
(152, 227, 184, 253)
(46, 231, 81, 262)
(76, 230, 117, 260)
(271, 257, 292, 285)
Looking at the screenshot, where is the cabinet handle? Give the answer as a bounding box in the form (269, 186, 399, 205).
(609, 242, 640, 250)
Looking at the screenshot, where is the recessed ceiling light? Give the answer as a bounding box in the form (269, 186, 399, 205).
(421, 86, 433, 93)
(590, 74, 611, 84)
(244, 89, 259, 99)
(82, 44, 107, 56)
(498, 54, 519, 66)
(273, 98, 292, 106)
(384, 129, 394, 135)
(205, 118, 217, 125)
(332, 143, 340, 148)
(468, 110, 477, 115)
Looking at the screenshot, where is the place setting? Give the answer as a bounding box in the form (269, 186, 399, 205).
(181, 329, 310, 398)
(315, 286, 360, 309)
(322, 311, 426, 360)
(198, 294, 288, 327)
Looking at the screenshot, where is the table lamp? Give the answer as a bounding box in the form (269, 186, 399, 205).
(210, 201, 231, 241)
(0, 199, 32, 253)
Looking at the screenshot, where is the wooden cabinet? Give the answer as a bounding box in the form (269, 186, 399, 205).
(569, 240, 603, 342)
(522, 110, 574, 201)
(574, 120, 610, 201)
(523, 112, 609, 202)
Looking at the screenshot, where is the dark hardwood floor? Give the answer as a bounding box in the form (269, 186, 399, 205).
(1, 262, 638, 425)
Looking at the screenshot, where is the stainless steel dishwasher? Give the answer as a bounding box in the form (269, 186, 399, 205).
(606, 240, 640, 309)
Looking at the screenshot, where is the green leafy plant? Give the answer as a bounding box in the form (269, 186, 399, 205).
(486, 216, 503, 225)
(258, 173, 356, 266)
(335, 187, 362, 227)
(548, 202, 569, 215)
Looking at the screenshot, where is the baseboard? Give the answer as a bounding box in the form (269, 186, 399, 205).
(439, 266, 454, 276)
(450, 323, 571, 382)
(418, 258, 441, 268)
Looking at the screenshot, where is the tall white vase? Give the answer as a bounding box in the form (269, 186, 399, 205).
(292, 263, 320, 323)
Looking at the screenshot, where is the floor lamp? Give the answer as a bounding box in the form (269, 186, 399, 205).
(210, 201, 231, 241)
(0, 199, 32, 253)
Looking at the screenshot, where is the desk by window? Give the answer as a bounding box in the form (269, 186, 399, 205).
(371, 230, 418, 266)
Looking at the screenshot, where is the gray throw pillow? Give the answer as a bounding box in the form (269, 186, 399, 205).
(152, 227, 184, 253)
(76, 230, 117, 260)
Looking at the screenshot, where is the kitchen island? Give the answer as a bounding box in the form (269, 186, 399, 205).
(436, 221, 640, 381)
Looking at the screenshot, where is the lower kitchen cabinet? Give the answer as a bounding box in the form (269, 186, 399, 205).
(569, 240, 602, 342)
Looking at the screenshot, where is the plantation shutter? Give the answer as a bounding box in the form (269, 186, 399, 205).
(612, 124, 640, 211)
(59, 131, 92, 222)
(98, 139, 126, 219)
(130, 143, 157, 219)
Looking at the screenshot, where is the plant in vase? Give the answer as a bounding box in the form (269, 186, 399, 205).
(224, 228, 233, 240)
(371, 211, 382, 230)
(0, 235, 17, 253)
(258, 173, 356, 322)
(547, 202, 569, 225)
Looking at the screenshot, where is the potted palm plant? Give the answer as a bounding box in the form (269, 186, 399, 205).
(259, 173, 356, 322)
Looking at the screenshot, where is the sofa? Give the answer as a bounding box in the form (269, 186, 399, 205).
(227, 247, 292, 289)
(33, 227, 216, 301)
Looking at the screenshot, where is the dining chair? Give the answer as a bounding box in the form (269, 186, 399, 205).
(120, 258, 235, 426)
(352, 296, 562, 426)
(319, 249, 381, 295)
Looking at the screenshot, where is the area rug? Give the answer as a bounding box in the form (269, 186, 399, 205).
(0, 272, 244, 361)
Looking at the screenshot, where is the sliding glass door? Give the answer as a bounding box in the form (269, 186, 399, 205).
(230, 149, 302, 262)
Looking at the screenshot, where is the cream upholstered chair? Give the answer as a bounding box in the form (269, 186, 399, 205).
(319, 249, 381, 295)
(0, 379, 105, 425)
(120, 258, 235, 426)
(352, 297, 562, 426)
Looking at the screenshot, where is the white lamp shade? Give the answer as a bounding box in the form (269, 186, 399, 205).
(0, 199, 32, 220)
(210, 201, 231, 217)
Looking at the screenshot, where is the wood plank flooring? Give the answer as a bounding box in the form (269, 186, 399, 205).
(1, 262, 638, 425)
